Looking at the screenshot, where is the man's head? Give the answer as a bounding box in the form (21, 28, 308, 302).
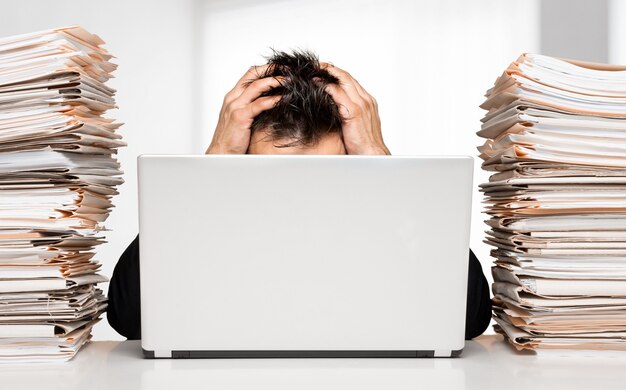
(247, 50, 346, 155)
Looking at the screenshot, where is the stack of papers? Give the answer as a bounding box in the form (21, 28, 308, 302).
(0, 26, 123, 363)
(478, 53, 626, 351)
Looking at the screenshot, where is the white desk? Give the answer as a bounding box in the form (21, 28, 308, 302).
(2, 335, 625, 390)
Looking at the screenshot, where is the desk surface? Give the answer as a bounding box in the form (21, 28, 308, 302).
(3, 335, 625, 390)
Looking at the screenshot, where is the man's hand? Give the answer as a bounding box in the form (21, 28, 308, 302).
(206, 65, 283, 154)
(321, 63, 390, 155)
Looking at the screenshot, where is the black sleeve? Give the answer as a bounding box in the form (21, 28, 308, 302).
(464, 248, 492, 339)
(107, 235, 142, 340)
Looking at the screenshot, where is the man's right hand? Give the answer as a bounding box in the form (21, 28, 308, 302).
(206, 65, 283, 154)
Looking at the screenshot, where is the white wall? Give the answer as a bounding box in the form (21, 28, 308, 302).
(0, 0, 199, 340)
(609, 0, 626, 65)
(201, 0, 540, 331)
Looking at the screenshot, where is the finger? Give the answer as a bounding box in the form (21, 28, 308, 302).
(321, 63, 369, 106)
(235, 64, 272, 90)
(323, 83, 360, 119)
(349, 76, 376, 106)
(327, 63, 369, 95)
(328, 64, 375, 108)
(234, 76, 284, 106)
(226, 64, 273, 101)
(248, 95, 281, 118)
(327, 64, 379, 118)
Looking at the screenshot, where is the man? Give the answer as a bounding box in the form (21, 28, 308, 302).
(108, 50, 491, 341)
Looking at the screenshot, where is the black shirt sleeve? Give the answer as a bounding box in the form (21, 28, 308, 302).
(107, 235, 141, 340)
(465, 248, 492, 339)
(106, 235, 492, 341)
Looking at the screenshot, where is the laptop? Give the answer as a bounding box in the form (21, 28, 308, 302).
(138, 155, 473, 358)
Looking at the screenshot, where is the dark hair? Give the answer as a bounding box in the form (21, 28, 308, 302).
(250, 49, 342, 147)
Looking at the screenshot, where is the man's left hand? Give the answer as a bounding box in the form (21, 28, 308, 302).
(321, 63, 390, 155)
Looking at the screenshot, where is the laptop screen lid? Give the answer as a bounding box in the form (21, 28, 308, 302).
(138, 155, 473, 358)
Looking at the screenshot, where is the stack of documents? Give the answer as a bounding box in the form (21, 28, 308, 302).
(0, 26, 123, 363)
(478, 53, 626, 351)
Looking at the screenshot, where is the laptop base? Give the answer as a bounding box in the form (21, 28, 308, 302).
(143, 348, 464, 358)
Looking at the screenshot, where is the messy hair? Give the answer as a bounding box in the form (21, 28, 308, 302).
(250, 49, 343, 147)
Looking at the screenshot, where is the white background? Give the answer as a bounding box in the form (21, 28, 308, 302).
(0, 0, 623, 341)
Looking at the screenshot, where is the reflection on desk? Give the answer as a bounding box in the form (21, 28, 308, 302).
(2, 335, 626, 390)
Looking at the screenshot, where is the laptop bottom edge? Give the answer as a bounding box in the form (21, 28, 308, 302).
(142, 348, 464, 358)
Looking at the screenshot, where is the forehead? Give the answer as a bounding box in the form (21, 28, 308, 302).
(248, 130, 346, 155)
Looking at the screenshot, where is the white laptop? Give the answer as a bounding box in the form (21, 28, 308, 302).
(138, 155, 473, 358)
